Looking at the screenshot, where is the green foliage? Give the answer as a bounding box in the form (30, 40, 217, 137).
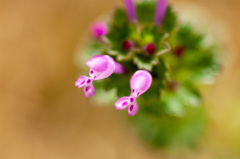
(176, 24, 204, 50)
(162, 6, 178, 33)
(141, 59, 168, 102)
(133, 53, 159, 71)
(130, 104, 206, 147)
(136, 0, 156, 24)
(103, 73, 131, 97)
(80, 2, 221, 148)
(141, 25, 166, 45)
(166, 24, 220, 84)
(107, 8, 130, 51)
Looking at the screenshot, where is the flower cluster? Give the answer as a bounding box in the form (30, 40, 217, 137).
(75, 0, 219, 116)
(75, 0, 221, 146)
(76, 0, 168, 116)
(75, 53, 152, 116)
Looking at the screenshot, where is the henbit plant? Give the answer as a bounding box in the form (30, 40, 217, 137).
(75, 0, 220, 147)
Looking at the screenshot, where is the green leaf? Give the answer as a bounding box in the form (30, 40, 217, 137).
(102, 74, 131, 97)
(177, 86, 201, 107)
(141, 25, 166, 45)
(107, 8, 130, 51)
(141, 58, 167, 102)
(141, 79, 162, 102)
(156, 41, 171, 56)
(108, 49, 132, 61)
(136, 0, 156, 24)
(162, 6, 178, 33)
(133, 54, 159, 71)
(161, 91, 185, 117)
(129, 103, 206, 147)
(112, 8, 128, 25)
(176, 24, 203, 50)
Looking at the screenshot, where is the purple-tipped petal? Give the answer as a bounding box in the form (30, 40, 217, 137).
(115, 96, 130, 110)
(95, 55, 116, 80)
(114, 62, 126, 74)
(75, 76, 88, 88)
(77, 55, 120, 98)
(86, 55, 108, 72)
(89, 69, 101, 80)
(124, 0, 138, 23)
(90, 22, 109, 38)
(154, 0, 168, 26)
(83, 83, 96, 98)
(127, 101, 139, 116)
(130, 70, 152, 95)
(89, 69, 96, 77)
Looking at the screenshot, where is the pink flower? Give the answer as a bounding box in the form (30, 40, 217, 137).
(115, 70, 152, 116)
(75, 55, 125, 97)
(123, 0, 138, 23)
(154, 0, 168, 26)
(90, 22, 109, 39)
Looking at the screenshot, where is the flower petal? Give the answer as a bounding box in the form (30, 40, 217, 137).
(86, 55, 108, 72)
(75, 76, 88, 88)
(124, 0, 138, 23)
(115, 97, 130, 110)
(95, 55, 116, 80)
(113, 62, 126, 74)
(130, 70, 152, 96)
(83, 83, 96, 98)
(127, 101, 139, 116)
(154, 0, 168, 26)
(89, 69, 99, 79)
(90, 22, 108, 38)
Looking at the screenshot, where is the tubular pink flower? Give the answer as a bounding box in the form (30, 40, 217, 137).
(90, 21, 109, 39)
(75, 55, 125, 97)
(115, 70, 152, 116)
(123, 0, 138, 23)
(75, 55, 115, 97)
(114, 62, 126, 74)
(154, 0, 168, 26)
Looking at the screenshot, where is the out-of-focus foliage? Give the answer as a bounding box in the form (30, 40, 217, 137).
(80, 0, 220, 147)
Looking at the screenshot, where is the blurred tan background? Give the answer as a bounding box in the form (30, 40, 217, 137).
(0, 0, 240, 158)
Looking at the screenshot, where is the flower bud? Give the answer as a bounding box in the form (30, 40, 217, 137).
(122, 40, 133, 51)
(145, 43, 156, 55)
